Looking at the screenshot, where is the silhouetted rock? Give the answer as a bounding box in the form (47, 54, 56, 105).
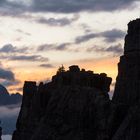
(0, 85, 22, 106)
(110, 18, 140, 140)
(113, 19, 140, 106)
(12, 19, 140, 140)
(12, 66, 112, 140)
(0, 84, 9, 95)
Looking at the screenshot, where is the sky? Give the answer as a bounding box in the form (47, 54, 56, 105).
(0, 0, 140, 95)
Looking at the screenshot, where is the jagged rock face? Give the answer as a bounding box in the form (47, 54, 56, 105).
(0, 85, 22, 105)
(113, 19, 140, 106)
(110, 104, 140, 140)
(0, 84, 9, 95)
(31, 86, 110, 140)
(111, 19, 140, 140)
(12, 66, 112, 140)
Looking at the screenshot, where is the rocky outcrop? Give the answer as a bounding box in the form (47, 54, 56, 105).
(113, 19, 140, 105)
(12, 66, 112, 140)
(12, 18, 140, 140)
(110, 18, 140, 140)
(0, 84, 22, 105)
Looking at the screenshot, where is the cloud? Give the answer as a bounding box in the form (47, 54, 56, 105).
(37, 44, 54, 51)
(2, 135, 12, 140)
(37, 43, 71, 51)
(100, 29, 125, 43)
(36, 15, 79, 26)
(31, 0, 136, 13)
(0, 63, 21, 92)
(75, 33, 97, 44)
(1, 79, 21, 87)
(0, 54, 49, 62)
(39, 64, 55, 68)
(0, 68, 15, 81)
(0, 105, 20, 118)
(9, 55, 49, 62)
(0, 105, 21, 135)
(75, 29, 125, 44)
(0, 0, 28, 17)
(0, 44, 49, 63)
(0, 0, 137, 17)
(16, 29, 31, 36)
(37, 29, 125, 53)
(87, 43, 123, 56)
(105, 44, 123, 54)
(0, 44, 28, 53)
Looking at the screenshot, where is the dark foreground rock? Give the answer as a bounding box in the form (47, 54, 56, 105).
(12, 18, 140, 140)
(12, 66, 112, 140)
(111, 19, 140, 140)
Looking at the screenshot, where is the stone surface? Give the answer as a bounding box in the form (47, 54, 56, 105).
(111, 18, 140, 140)
(113, 18, 140, 106)
(12, 66, 112, 140)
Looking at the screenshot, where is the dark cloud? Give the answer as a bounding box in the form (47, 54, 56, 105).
(0, 63, 20, 92)
(100, 29, 125, 43)
(56, 43, 71, 50)
(0, 68, 15, 81)
(32, 0, 136, 13)
(39, 64, 55, 68)
(37, 29, 125, 53)
(37, 44, 55, 51)
(75, 29, 125, 44)
(0, 0, 137, 17)
(37, 43, 71, 51)
(0, 0, 28, 17)
(9, 55, 49, 62)
(0, 54, 49, 62)
(1, 80, 21, 87)
(0, 44, 49, 62)
(0, 44, 28, 53)
(87, 43, 123, 56)
(105, 44, 123, 54)
(36, 15, 79, 26)
(75, 33, 97, 44)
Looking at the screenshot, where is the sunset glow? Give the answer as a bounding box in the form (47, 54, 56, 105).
(0, 0, 140, 94)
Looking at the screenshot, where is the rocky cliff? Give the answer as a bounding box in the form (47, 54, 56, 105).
(111, 19, 140, 140)
(12, 66, 112, 140)
(12, 18, 140, 140)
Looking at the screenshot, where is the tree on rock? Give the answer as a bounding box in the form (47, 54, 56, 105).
(57, 65, 65, 74)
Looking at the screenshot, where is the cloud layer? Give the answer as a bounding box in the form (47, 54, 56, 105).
(0, 44, 49, 62)
(32, 0, 136, 13)
(0, 68, 15, 81)
(75, 29, 125, 44)
(0, 0, 138, 17)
